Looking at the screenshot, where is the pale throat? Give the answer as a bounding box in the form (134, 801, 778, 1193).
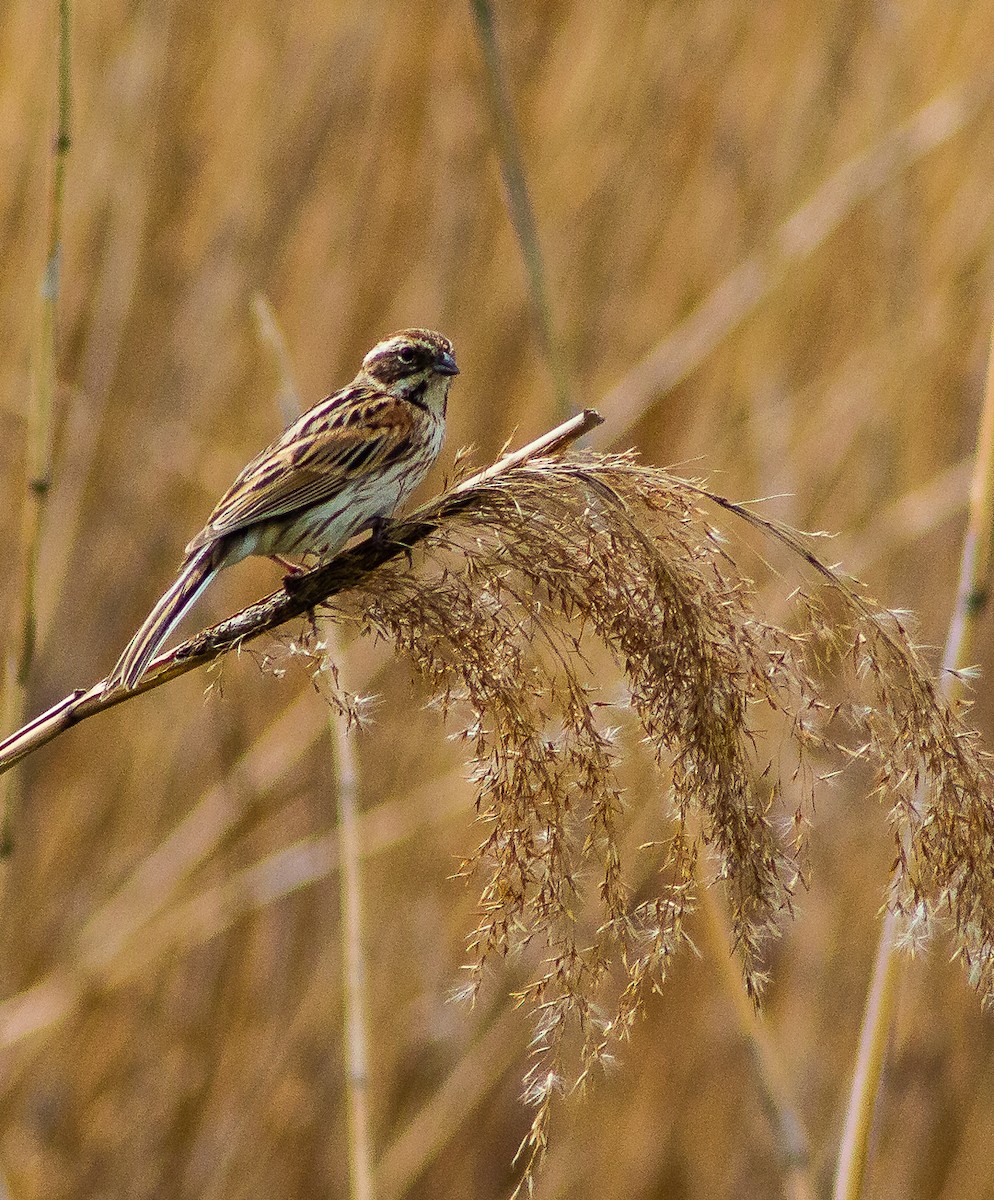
(399, 372, 451, 417)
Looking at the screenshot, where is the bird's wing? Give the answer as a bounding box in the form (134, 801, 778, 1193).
(186, 387, 418, 551)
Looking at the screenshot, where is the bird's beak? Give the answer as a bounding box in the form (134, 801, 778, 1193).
(435, 351, 459, 376)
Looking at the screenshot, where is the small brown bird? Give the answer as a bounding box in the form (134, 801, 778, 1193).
(108, 328, 458, 690)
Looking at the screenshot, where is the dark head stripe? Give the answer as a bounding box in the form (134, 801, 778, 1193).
(362, 329, 455, 385)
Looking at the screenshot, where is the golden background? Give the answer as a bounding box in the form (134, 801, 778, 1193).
(2, 2, 994, 1197)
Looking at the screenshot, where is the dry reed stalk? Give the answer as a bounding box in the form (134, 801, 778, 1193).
(469, 0, 573, 421)
(832, 318, 994, 1200)
(326, 636, 375, 1200)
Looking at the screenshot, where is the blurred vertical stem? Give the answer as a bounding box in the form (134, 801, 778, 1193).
(251, 293, 305, 428)
(468, 0, 573, 420)
(327, 640, 375, 1200)
(833, 317, 994, 1200)
(698, 881, 816, 1200)
(1, 0, 72, 843)
(252, 296, 374, 1200)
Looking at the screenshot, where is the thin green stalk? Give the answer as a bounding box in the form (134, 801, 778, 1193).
(832, 317, 994, 1200)
(1, 0, 72, 846)
(21, 0, 71, 681)
(469, 0, 573, 421)
(832, 908, 902, 1200)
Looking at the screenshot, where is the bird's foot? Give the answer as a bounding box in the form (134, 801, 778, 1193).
(367, 515, 391, 546)
(366, 516, 414, 566)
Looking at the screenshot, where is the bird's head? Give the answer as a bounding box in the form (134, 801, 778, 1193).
(360, 329, 459, 401)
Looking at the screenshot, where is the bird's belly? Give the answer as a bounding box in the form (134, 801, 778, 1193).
(233, 451, 435, 564)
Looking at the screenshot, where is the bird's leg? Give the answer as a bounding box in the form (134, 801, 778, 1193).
(271, 554, 306, 577)
(273, 558, 320, 640)
(271, 557, 323, 642)
(272, 555, 315, 620)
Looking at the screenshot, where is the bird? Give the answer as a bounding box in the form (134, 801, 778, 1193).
(107, 328, 458, 691)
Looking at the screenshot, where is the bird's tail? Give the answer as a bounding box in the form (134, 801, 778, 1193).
(107, 545, 217, 690)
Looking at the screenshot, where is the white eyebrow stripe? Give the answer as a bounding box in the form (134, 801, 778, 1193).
(365, 339, 414, 367)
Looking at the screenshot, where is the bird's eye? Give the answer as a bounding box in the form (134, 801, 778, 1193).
(397, 345, 418, 366)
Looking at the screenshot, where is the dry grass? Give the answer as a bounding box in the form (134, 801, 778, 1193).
(3, 2, 994, 1198)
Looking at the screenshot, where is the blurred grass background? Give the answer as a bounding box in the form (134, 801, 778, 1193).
(2, 2, 994, 1197)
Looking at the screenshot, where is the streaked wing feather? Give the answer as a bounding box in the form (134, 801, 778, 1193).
(187, 389, 417, 550)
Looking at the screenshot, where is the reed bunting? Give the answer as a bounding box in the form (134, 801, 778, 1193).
(107, 328, 458, 690)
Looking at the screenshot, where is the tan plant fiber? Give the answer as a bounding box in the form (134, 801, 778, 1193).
(296, 452, 994, 1182)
